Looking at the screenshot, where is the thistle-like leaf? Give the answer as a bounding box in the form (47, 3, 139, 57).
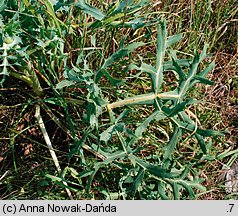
(76, 0, 106, 21)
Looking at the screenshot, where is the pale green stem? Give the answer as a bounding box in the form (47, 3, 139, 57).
(35, 105, 73, 200)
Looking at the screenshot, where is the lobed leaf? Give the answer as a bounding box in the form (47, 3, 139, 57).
(178, 53, 200, 100)
(100, 125, 115, 143)
(170, 54, 187, 81)
(191, 75, 214, 86)
(130, 155, 177, 179)
(167, 98, 198, 117)
(135, 111, 166, 138)
(103, 42, 145, 69)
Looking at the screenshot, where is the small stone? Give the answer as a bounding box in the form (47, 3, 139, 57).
(225, 162, 238, 193)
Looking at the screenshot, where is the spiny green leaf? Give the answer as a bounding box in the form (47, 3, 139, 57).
(171, 119, 197, 133)
(171, 56, 187, 81)
(132, 168, 145, 198)
(103, 42, 145, 69)
(174, 119, 226, 137)
(116, 109, 131, 123)
(140, 62, 156, 74)
(102, 69, 123, 86)
(171, 182, 180, 200)
(130, 155, 176, 178)
(76, 0, 106, 21)
(56, 79, 76, 89)
(117, 131, 130, 153)
(154, 18, 167, 93)
(195, 133, 207, 154)
(110, 0, 127, 15)
(100, 125, 115, 142)
(166, 33, 183, 48)
(102, 151, 127, 164)
(179, 167, 190, 179)
(163, 59, 192, 70)
(68, 167, 79, 179)
(0, 1, 6, 13)
(163, 126, 182, 160)
(187, 52, 200, 78)
(128, 154, 137, 167)
(178, 181, 196, 199)
(135, 111, 166, 138)
(216, 148, 238, 160)
(199, 43, 209, 63)
(197, 128, 227, 137)
(158, 182, 170, 200)
(167, 98, 198, 117)
(41, 0, 63, 33)
(125, 18, 146, 30)
(0, 64, 8, 76)
(90, 114, 97, 129)
(91, 34, 96, 47)
(178, 179, 206, 192)
(96, 42, 145, 83)
(179, 53, 200, 99)
(179, 111, 195, 124)
(87, 164, 101, 191)
(198, 61, 215, 78)
(104, 1, 140, 26)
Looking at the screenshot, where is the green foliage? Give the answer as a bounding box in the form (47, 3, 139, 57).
(55, 7, 224, 199)
(0, 0, 228, 200)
